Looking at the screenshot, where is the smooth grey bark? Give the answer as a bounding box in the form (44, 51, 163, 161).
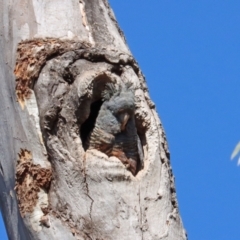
(0, 0, 187, 239)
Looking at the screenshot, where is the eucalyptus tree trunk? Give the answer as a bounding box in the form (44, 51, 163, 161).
(0, 0, 187, 239)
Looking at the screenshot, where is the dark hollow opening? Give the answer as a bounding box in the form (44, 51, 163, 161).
(137, 131, 146, 171)
(80, 99, 103, 150)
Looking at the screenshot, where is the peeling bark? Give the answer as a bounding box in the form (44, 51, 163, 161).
(0, 0, 187, 239)
(15, 39, 91, 108)
(15, 149, 51, 217)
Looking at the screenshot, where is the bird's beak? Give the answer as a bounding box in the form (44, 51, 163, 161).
(120, 113, 130, 131)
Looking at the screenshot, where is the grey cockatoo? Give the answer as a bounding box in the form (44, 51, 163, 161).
(86, 82, 142, 175)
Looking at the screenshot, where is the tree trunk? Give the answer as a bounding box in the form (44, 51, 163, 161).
(0, 0, 187, 239)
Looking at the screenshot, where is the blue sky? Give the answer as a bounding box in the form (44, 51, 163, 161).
(1, 1, 240, 239)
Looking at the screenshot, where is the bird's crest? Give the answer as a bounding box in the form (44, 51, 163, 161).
(102, 81, 134, 101)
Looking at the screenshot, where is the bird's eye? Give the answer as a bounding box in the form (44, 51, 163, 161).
(117, 108, 124, 114)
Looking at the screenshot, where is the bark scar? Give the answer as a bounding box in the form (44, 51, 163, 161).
(14, 38, 90, 109)
(15, 149, 52, 216)
(79, 0, 94, 45)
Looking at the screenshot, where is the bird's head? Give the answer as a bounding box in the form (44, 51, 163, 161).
(102, 82, 135, 131)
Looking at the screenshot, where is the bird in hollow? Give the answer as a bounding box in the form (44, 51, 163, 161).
(86, 82, 142, 175)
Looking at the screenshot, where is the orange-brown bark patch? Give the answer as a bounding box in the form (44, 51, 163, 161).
(15, 149, 52, 216)
(14, 38, 91, 108)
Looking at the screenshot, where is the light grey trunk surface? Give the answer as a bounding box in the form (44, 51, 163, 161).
(0, 0, 187, 239)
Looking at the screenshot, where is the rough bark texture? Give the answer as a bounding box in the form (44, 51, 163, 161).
(0, 0, 187, 239)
